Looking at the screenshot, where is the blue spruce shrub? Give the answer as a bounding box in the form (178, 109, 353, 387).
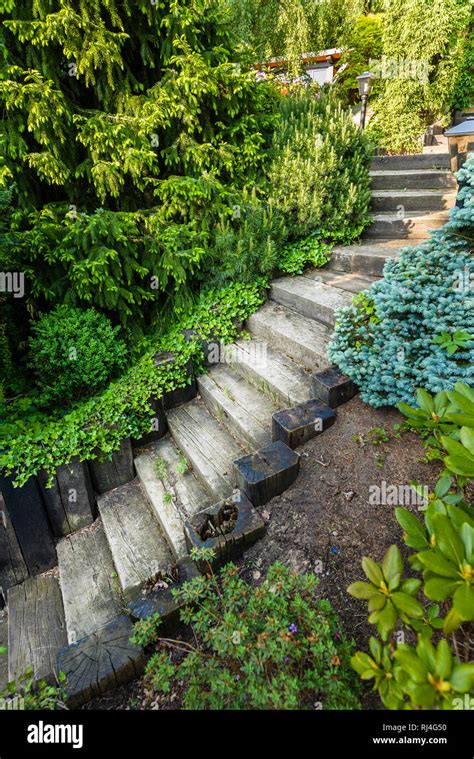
(327, 157, 474, 407)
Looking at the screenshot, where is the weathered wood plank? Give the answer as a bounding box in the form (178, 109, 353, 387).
(311, 366, 358, 408)
(144, 437, 211, 521)
(0, 476, 56, 575)
(0, 495, 28, 603)
(8, 574, 67, 682)
(228, 339, 313, 407)
(57, 525, 122, 644)
(184, 495, 265, 571)
(89, 438, 135, 495)
(134, 450, 189, 561)
(234, 440, 300, 508)
(270, 276, 351, 326)
(167, 400, 245, 501)
(58, 615, 145, 708)
(38, 459, 96, 536)
(98, 479, 174, 600)
(0, 610, 8, 690)
(198, 364, 276, 449)
(272, 399, 336, 449)
(246, 301, 332, 371)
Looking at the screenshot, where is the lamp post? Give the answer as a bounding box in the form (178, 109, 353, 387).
(356, 71, 375, 130)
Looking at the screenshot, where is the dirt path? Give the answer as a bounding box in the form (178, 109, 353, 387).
(239, 397, 440, 652)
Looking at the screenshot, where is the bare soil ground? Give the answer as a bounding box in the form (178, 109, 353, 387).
(85, 396, 441, 710)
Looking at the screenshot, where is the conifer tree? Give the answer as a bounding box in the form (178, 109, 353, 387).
(328, 158, 474, 407)
(0, 0, 276, 327)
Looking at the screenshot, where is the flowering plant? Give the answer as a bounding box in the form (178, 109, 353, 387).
(132, 554, 360, 710)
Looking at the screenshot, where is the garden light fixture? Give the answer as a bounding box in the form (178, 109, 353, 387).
(356, 71, 375, 130)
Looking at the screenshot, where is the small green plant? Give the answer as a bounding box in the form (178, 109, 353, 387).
(1, 669, 67, 710)
(432, 331, 472, 356)
(28, 305, 127, 407)
(176, 456, 189, 475)
(375, 453, 385, 469)
(133, 554, 361, 710)
(154, 458, 167, 479)
(368, 427, 390, 446)
(130, 613, 162, 649)
(398, 383, 474, 473)
(277, 234, 332, 276)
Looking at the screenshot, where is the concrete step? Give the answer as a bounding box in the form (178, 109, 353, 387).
(370, 169, 456, 191)
(246, 301, 332, 370)
(364, 211, 449, 240)
(57, 525, 122, 644)
(311, 269, 379, 292)
(371, 153, 450, 171)
(370, 189, 456, 213)
(227, 339, 313, 407)
(8, 574, 67, 682)
(167, 399, 246, 502)
(270, 275, 351, 327)
(97, 478, 174, 600)
(198, 365, 276, 450)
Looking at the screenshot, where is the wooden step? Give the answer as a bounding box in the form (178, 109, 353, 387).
(246, 301, 332, 369)
(0, 493, 28, 600)
(8, 573, 67, 682)
(198, 365, 276, 450)
(138, 437, 211, 521)
(364, 211, 449, 239)
(371, 153, 450, 171)
(370, 169, 456, 191)
(134, 441, 202, 561)
(370, 189, 456, 213)
(97, 479, 174, 600)
(325, 240, 417, 277)
(270, 275, 352, 326)
(0, 611, 7, 690)
(167, 400, 246, 502)
(57, 525, 122, 644)
(227, 339, 313, 407)
(312, 269, 379, 292)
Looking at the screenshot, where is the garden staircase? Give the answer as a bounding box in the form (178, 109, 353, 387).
(2, 149, 457, 704)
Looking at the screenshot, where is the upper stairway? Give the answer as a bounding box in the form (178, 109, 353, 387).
(365, 152, 456, 241)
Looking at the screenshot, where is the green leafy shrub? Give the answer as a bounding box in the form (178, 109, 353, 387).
(328, 156, 474, 407)
(134, 556, 361, 710)
(227, 0, 360, 76)
(366, 0, 471, 153)
(0, 281, 267, 486)
(451, 9, 474, 112)
(1, 669, 67, 710)
(28, 305, 127, 407)
(349, 383, 474, 709)
(335, 13, 384, 104)
(277, 233, 332, 276)
(201, 189, 288, 287)
(268, 87, 372, 242)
